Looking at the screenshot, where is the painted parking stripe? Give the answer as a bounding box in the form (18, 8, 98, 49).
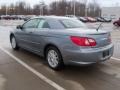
(0, 46, 65, 90)
(111, 57, 120, 61)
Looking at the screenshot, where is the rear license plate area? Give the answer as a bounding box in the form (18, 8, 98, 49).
(103, 50, 109, 58)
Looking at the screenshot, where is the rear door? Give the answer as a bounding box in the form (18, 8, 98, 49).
(28, 18, 50, 54)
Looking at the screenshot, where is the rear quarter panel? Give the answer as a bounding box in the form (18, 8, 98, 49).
(37, 30, 77, 56)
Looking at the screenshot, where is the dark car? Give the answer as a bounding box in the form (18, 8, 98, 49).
(96, 17, 105, 22)
(101, 17, 112, 23)
(2, 15, 12, 20)
(10, 16, 17, 20)
(113, 18, 120, 26)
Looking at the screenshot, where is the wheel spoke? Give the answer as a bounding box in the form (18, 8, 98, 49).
(47, 50, 59, 68)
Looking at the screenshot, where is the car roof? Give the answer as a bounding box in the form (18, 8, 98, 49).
(31, 16, 72, 20)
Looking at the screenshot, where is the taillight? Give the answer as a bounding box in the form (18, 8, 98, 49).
(70, 36, 96, 46)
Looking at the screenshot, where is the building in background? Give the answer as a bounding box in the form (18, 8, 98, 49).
(101, 7, 120, 20)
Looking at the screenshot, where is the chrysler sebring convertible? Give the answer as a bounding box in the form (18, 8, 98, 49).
(10, 16, 114, 70)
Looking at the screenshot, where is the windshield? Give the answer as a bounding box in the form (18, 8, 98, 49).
(59, 19, 87, 29)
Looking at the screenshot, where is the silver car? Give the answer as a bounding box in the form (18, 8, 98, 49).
(10, 16, 114, 70)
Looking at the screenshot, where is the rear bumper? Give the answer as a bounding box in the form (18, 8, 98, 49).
(62, 44, 114, 65)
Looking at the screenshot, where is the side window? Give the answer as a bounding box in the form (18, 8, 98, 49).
(38, 19, 50, 29)
(23, 19, 40, 29)
(47, 19, 65, 29)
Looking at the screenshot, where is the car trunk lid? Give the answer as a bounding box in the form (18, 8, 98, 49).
(67, 28, 111, 47)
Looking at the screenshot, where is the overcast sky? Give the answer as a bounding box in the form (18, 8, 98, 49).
(0, 0, 120, 7)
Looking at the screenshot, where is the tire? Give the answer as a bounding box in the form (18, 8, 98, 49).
(10, 36, 19, 50)
(45, 46, 64, 70)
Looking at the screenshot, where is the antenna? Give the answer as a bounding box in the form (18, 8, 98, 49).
(96, 23, 103, 31)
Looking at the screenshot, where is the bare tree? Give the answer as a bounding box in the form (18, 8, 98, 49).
(0, 0, 101, 17)
(0, 5, 7, 15)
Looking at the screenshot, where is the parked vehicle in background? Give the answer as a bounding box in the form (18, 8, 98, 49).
(1, 15, 12, 20)
(11, 15, 19, 20)
(96, 17, 105, 22)
(10, 16, 114, 70)
(0, 15, 30, 20)
(66, 16, 97, 23)
(85, 17, 97, 22)
(0, 15, 22, 20)
(78, 17, 88, 23)
(101, 17, 112, 22)
(23, 15, 35, 21)
(65, 15, 78, 19)
(18, 15, 25, 20)
(113, 18, 120, 26)
(23, 17, 30, 21)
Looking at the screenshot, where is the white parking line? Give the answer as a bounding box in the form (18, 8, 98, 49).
(111, 57, 120, 61)
(0, 46, 65, 90)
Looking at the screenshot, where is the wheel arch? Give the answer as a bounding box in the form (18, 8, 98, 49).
(10, 33, 15, 42)
(44, 43, 64, 70)
(43, 43, 62, 57)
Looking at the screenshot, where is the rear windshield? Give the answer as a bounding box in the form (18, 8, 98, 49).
(59, 19, 87, 29)
(48, 18, 87, 29)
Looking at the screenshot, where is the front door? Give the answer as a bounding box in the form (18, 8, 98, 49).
(16, 18, 40, 51)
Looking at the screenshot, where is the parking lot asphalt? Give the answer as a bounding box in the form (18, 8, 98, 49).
(0, 20, 120, 90)
(0, 49, 57, 90)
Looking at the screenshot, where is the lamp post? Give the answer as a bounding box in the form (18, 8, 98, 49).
(66, 6, 68, 15)
(85, 7, 89, 17)
(40, 1, 45, 16)
(10, 8, 15, 15)
(85, 0, 88, 17)
(71, 0, 76, 16)
(6, 7, 8, 16)
(73, 0, 76, 16)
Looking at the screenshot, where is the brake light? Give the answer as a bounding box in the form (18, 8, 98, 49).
(70, 36, 96, 46)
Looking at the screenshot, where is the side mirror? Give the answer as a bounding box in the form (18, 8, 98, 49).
(17, 25, 23, 29)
